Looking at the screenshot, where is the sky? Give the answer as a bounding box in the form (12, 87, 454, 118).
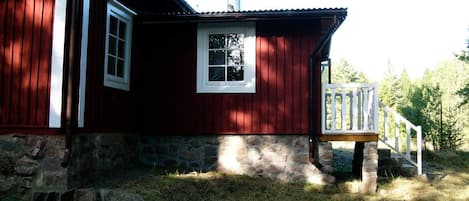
(185, 0, 469, 81)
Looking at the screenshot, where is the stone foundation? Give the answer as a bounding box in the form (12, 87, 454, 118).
(0, 134, 67, 200)
(317, 142, 333, 174)
(69, 134, 138, 188)
(138, 135, 334, 184)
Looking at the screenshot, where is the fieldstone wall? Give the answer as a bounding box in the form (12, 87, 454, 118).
(361, 142, 378, 193)
(352, 141, 378, 193)
(69, 134, 138, 188)
(138, 135, 334, 184)
(317, 142, 333, 174)
(0, 134, 67, 200)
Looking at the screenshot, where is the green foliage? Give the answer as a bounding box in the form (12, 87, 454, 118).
(379, 68, 412, 111)
(380, 59, 469, 151)
(402, 84, 442, 147)
(456, 83, 469, 106)
(331, 59, 368, 83)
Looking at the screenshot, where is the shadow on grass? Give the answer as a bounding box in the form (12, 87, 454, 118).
(118, 168, 369, 201)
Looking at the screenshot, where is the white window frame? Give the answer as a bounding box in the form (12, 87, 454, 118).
(197, 22, 256, 93)
(103, 0, 135, 91)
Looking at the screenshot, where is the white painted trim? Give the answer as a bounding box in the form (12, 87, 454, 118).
(78, 0, 90, 128)
(196, 22, 256, 93)
(103, 1, 134, 91)
(49, 0, 67, 128)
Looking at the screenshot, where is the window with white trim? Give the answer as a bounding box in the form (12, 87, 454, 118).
(104, 1, 134, 91)
(197, 22, 256, 93)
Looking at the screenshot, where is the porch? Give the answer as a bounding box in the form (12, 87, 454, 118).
(321, 83, 423, 176)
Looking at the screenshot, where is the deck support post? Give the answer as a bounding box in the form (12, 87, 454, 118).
(361, 141, 378, 193)
(353, 141, 378, 193)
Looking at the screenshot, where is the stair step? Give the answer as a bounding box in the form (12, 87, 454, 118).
(400, 164, 417, 177)
(379, 157, 403, 167)
(378, 149, 391, 158)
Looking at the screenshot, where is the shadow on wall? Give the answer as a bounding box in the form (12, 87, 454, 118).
(1, 0, 54, 127)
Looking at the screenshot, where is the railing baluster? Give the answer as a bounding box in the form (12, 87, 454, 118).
(321, 85, 326, 133)
(395, 120, 400, 152)
(352, 88, 358, 130)
(331, 88, 336, 131)
(417, 126, 422, 175)
(363, 89, 369, 130)
(321, 84, 379, 135)
(357, 90, 362, 130)
(379, 102, 423, 175)
(373, 88, 379, 131)
(341, 90, 346, 130)
(406, 123, 411, 160)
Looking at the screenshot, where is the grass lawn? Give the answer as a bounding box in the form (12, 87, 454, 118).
(117, 151, 469, 201)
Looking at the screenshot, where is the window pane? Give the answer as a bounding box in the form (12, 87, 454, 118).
(209, 34, 225, 49)
(118, 40, 126, 58)
(227, 66, 244, 81)
(107, 55, 116, 75)
(109, 36, 117, 55)
(117, 59, 125, 78)
(209, 67, 225, 81)
(227, 49, 243, 65)
(227, 33, 244, 49)
(209, 50, 225, 65)
(118, 21, 127, 39)
(109, 16, 118, 35)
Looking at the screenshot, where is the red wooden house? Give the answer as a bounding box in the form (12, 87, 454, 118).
(1, 0, 402, 194)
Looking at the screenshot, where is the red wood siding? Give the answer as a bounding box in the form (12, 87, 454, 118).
(83, 0, 134, 131)
(0, 0, 54, 128)
(133, 21, 320, 134)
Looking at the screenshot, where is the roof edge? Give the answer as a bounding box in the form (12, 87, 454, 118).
(140, 8, 347, 24)
(173, 0, 196, 13)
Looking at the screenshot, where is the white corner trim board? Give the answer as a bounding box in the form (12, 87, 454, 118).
(49, 0, 67, 128)
(78, 0, 90, 128)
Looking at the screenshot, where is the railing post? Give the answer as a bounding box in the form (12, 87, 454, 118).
(352, 88, 358, 130)
(341, 90, 346, 130)
(373, 86, 379, 132)
(321, 85, 326, 134)
(363, 89, 369, 131)
(417, 126, 423, 175)
(331, 88, 336, 131)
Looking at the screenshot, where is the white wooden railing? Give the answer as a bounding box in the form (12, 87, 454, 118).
(321, 83, 379, 134)
(380, 102, 423, 175)
(322, 83, 423, 175)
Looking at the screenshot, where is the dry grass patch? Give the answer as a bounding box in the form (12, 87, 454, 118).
(117, 151, 469, 201)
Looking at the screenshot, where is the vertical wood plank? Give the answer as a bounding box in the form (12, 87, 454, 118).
(276, 36, 285, 132)
(0, 0, 6, 117)
(300, 33, 309, 132)
(1, 1, 12, 124)
(268, 35, 276, 132)
(260, 36, 269, 133)
(252, 35, 261, 133)
(19, 0, 35, 125)
(28, 0, 43, 125)
(36, 0, 54, 125)
(292, 32, 301, 132)
(236, 94, 244, 133)
(11, 0, 28, 125)
(284, 33, 293, 133)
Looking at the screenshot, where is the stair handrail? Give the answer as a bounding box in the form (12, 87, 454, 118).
(379, 102, 423, 175)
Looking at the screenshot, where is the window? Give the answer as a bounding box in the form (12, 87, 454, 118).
(104, 1, 135, 91)
(197, 22, 256, 93)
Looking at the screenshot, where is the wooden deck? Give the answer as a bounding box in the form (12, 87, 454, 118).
(319, 133, 379, 142)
